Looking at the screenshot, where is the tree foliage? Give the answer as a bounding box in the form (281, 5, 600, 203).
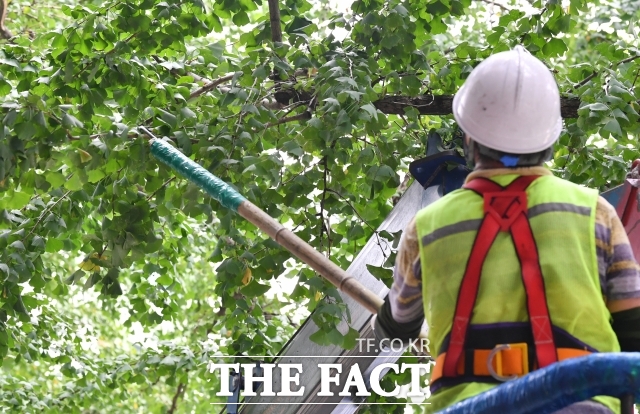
(0, 0, 639, 411)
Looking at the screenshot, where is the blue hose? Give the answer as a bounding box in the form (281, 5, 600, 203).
(437, 353, 640, 414)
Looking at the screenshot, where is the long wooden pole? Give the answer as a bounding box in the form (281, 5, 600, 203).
(238, 202, 383, 314)
(146, 131, 383, 314)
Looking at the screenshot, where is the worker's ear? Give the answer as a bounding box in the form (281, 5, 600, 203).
(463, 135, 476, 168)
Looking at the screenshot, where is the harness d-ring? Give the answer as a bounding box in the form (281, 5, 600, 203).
(487, 344, 518, 382)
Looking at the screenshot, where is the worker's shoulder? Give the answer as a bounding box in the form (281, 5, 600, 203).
(534, 174, 599, 199)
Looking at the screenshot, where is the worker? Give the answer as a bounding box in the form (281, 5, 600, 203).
(374, 45, 640, 413)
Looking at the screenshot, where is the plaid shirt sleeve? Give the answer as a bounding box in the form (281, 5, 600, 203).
(388, 193, 640, 326)
(389, 217, 425, 324)
(595, 196, 640, 301)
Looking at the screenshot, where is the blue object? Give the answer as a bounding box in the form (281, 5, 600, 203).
(409, 132, 470, 194)
(227, 368, 242, 414)
(500, 154, 520, 167)
(601, 184, 626, 210)
(437, 353, 640, 414)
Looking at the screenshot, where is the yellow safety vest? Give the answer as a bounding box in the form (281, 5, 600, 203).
(416, 174, 620, 413)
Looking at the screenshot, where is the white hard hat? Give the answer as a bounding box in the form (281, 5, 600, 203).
(452, 45, 562, 154)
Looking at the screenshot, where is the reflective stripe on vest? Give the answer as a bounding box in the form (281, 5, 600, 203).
(441, 176, 558, 378)
(416, 174, 620, 413)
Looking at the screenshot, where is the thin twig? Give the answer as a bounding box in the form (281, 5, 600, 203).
(573, 71, 598, 90)
(23, 190, 72, 241)
(167, 382, 186, 414)
(145, 177, 176, 201)
(619, 54, 640, 65)
(572, 55, 640, 91)
(279, 100, 307, 114)
(263, 111, 311, 129)
(355, 136, 377, 146)
(325, 189, 374, 231)
(285, 314, 299, 328)
(319, 156, 328, 251)
(279, 160, 321, 187)
(152, 55, 209, 84)
(189, 74, 236, 100)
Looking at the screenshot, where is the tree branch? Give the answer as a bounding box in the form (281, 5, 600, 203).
(319, 155, 328, 250)
(263, 111, 311, 129)
(274, 88, 582, 118)
(325, 189, 374, 231)
(146, 177, 176, 201)
(152, 55, 209, 84)
(168, 382, 187, 414)
(23, 190, 72, 241)
(572, 54, 640, 91)
(573, 71, 597, 90)
(619, 54, 640, 65)
(267, 0, 282, 43)
(373, 94, 582, 118)
(189, 74, 236, 100)
(0, 0, 13, 39)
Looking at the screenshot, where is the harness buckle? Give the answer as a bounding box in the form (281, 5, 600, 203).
(487, 342, 529, 382)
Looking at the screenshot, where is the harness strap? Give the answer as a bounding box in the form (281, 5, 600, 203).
(441, 175, 558, 378)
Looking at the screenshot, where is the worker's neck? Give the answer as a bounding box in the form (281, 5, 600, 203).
(474, 159, 506, 170)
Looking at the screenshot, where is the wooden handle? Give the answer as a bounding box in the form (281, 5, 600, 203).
(239, 202, 384, 314)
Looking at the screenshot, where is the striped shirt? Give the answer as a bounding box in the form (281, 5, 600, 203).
(390, 166, 640, 324)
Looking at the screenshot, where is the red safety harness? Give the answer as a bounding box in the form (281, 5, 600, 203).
(441, 175, 558, 379)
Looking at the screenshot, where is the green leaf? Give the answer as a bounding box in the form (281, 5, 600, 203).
(381, 34, 400, 49)
(9, 241, 25, 250)
(366, 264, 393, 281)
(361, 103, 379, 121)
(343, 327, 359, 350)
(31, 236, 45, 249)
(158, 109, 177, 129)
(65, 269, 85, 285)
(87, 170, 106, 183)
(0, 79, 11, 96)
(15, 122, 36, 140)
(282, 140, 304, 157)
(586, 103, 609, 111)
(486, 30, 503, 46)
(83, 272, 101, 289)
(240, 280, 271, 297)
(157, 274, 173, 286)
(45, 238, 64, 253)
(46, 172, 66, 188)
(61, 113, 84, 129)
(542, 38, 567, 57)
(180, 107, 197, 119)
(309, 329, 332, 346)
(602, 119, 622, 137)
(64, 174, 83, 191)
(232, 11, 250, 26)
(6, 192, 31, 209)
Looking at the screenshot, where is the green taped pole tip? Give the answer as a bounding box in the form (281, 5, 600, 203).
(149, 137, 246, 212)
